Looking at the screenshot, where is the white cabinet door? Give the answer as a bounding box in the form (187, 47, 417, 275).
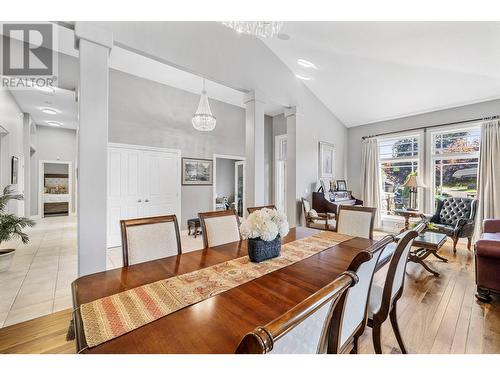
(107, 147, 143, 248)
(142, 150, 180, 219)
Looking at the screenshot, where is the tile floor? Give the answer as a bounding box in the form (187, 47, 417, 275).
(0, 215, 204, 328)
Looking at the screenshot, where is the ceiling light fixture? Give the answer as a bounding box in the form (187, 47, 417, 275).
(192, 79, 216, 132)
(297, 59, 318, 69)
(46, 121, 62, 127)
(221, 21, 283, 38)
(41, 108, 58, 115)
(295, 74, 312, 81)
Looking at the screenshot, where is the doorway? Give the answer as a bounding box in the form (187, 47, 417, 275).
(39, 160, 73, 218)
(274, 134, 287, 213)
(213, 154, 245, 217)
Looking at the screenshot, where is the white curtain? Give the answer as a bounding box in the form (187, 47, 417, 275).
(474, 119, 500, 239)
(361, 138, 381, 229)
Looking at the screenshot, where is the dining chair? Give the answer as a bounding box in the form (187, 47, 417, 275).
(120, 215, 182, 267)
(198, 209, 241, 248)
(336, 205, 376, 239)
(301, 197, 335, 230)
(235, 271, 358, 354)
(328, 234, 394, 354)
(367, 224, 423, 354)
(247, 205, 276, 214)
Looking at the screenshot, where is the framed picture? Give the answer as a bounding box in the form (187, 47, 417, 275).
(318, 142, 335, 179)
(336, 179, 347, 191)
(11, 156, 19, 184)
(182, 158, 213, 185)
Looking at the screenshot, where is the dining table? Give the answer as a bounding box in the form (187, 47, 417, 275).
(71, 227, 383, 354)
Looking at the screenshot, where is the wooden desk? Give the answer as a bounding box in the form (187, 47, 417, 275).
(72, 227, 377, 354)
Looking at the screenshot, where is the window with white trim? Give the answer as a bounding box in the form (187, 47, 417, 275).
(378, 134, 421, 216)
(431, 126, 480, 205)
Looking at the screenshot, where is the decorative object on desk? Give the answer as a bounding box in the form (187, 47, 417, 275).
(330, 190, 350, 202)
(402, 172, 426, 210)
(336, 179, 347, 191)
(318, 141, 335, 179)
(319, 178, 330, 193)
(11, 156, 18, 184)
(240, 208, 289, 262)
(0, 186, 35, 272)
(181, 157, 213, 185)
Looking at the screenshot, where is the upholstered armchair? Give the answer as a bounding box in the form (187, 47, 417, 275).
(301, 198, 335, 231)
(421, 197, 478, 253)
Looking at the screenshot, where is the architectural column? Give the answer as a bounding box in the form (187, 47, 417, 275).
(22, 113, 31, 218)
(244, 90, 266, 210)
(284, 106, 297, 227)
(74, 23, 113, 276)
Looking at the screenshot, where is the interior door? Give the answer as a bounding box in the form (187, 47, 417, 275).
(142, 150, 180, 219)
(16, 155, 25, 217)
(234, 161, 245, 217)
(275, 135, 287, 213)
(107, 147, 143, 248)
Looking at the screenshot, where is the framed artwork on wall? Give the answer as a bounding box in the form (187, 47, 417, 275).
(11, 156, 19, 184)
(182, 157, 213, 185)
(318, 141, 335, 180)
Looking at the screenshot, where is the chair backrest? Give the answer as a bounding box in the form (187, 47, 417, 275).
(336, 206, 376, 239)
(247, 205, 276, 214)
(199, 209, 241, 248)
(120, 215, 182, 267)
(235, 272, 358, 354)
(329, 235, 394, 353)
(435, 197, 477, 226)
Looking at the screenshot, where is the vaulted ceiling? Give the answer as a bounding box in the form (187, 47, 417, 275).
(263, 22, 500, 127)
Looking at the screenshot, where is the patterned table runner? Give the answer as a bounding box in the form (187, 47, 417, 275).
(80, 231, 353, 348)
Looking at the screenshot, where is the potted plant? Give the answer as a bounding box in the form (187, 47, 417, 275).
(239, 208, 289, 263)
(0, 185, 35, 272)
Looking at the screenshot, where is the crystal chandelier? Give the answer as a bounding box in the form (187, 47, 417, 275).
(221, 21, 283, 38)
(192, 79, 216, 132)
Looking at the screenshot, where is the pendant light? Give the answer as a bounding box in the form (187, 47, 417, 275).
(192, 79, 216, 131)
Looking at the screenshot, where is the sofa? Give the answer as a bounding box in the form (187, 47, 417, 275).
(423, 197, 478, 253)
(475, 219, 500, 302)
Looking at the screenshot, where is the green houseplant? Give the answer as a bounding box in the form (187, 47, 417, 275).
(0, 185, 35, 272)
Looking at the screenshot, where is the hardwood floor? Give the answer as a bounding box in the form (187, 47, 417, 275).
(0, 236, 498, 354)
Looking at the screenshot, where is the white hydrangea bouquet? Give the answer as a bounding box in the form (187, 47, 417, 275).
(240, 208, 289, 262)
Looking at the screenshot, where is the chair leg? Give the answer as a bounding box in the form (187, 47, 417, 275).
(476, 287, 492, 303)
(372, 322, 383, 354)
(467, 237, 472, 251)
(452, 236, 459, 253)
(389, 305, 407, 354)
(350, 335, 359, 354)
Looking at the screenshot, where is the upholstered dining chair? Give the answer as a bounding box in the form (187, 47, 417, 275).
(199, 209, 241, 248)
(336, 206, 376, 239)
(247, 205, 276, 214)
(328, 235, 394, 354)
(301, 197, 335, 230)
(120, 215, 182, 267)
(235, 271, 358, 354)
(367, 224, 423, 354)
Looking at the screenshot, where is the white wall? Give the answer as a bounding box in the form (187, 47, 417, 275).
(0, 89, 24, 215)
(30, 126, 77, 216)
(92, 21, 349, 224)
(347, 98, 500, 199)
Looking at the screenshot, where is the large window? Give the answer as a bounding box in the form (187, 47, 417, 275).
(378, 135, 420, 216)
(432, 127, 480, 203)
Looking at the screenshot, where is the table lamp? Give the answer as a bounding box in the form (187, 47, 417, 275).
(402, 174, 426, 210)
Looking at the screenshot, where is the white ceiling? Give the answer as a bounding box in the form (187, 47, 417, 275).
(10, 86, 78, 130)
(263, 22, 500, 127)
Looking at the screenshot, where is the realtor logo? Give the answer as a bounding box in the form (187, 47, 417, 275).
(1, 22, 57, 89)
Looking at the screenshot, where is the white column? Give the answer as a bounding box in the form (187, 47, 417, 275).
(244, 90, 266, 209)
(75, 23, 113, 276)
(284, 106, 297, 227)
(22, 113, 31, 218)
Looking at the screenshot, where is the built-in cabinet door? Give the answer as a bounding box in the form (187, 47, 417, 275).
(142, 150, 180, 218)
(107, 147, 143, 248)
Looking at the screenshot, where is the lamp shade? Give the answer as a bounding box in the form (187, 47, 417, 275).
(403, 174, 427, 188)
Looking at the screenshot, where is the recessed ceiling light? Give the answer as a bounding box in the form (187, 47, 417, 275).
(41, 108, 58, 115)
(46, 121, 62, 127)
(297, 59, 318, 69)
(295, 74, 312, 81)
(277, 33, 290, 41)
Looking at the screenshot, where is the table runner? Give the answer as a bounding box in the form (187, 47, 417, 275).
(79, 231, 353, 348)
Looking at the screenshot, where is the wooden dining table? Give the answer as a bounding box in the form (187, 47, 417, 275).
(71, 227, 380, 354)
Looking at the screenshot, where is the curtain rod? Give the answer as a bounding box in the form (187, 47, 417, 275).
(361, 115, 499, 140)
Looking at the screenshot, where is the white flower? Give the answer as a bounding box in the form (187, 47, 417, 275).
(239, 208, 289, 241)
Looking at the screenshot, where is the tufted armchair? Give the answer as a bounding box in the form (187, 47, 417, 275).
(421, 197, 478, 253)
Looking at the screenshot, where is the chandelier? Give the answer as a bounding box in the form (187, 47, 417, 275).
(221, 21, 283, 38)
(192, 79, 216, 132)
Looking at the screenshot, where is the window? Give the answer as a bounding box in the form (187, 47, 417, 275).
(432, 127, 480, 204)
(378, 135, 420, 216)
